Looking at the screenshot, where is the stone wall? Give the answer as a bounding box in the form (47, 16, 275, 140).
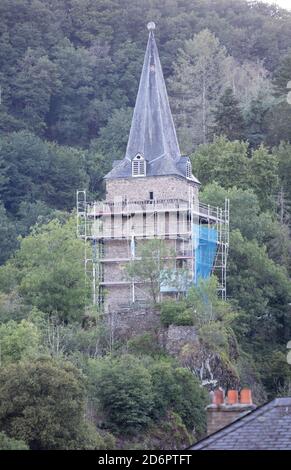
(106, 305, 161, 340)
(159, 325, 199, 356)
(105, 175, 199, 202)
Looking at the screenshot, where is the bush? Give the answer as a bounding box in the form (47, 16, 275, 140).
(88, 355, 153, 435)
(160, 300, 193, 327)
(149, 360, 207, 438)
(127, 333, 163, 356)
(0, 319, 40, 365)
(0, 357, 103, 449)
(0, 432, 28, 450)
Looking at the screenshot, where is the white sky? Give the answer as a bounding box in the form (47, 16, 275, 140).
(258, 0, 291, 10)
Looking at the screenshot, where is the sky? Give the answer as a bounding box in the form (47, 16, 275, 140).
(258, 0, 291, 10)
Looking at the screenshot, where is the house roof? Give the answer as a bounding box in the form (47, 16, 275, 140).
(190, 397, 291, 450)
(105, 22, 199, 184)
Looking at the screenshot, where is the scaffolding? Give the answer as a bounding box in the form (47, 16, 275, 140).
(77, 190, 229, 308)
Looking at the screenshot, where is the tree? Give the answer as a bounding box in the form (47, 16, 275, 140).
(48, 38, 117, 146)
(0, 217, 89, 322)
(88, 355, 153, 434)
(0, 358, 105, 449)
(200, 183, 266, 241)
(85, 107, 133, 200)
(0, 320, 40, 366)
(243, 84, 275, 149)
(200, 182, 291, 271)
(0, 432, 28, 450)
(12, 49, 60, 135)
(213, 87, 245, 141)
(0, 203, 18, 264)
(264, 100, 291, 147)
(16, 200, 66, 237)
(223, 57, 271, 112)
(125, 239, 172, 305)
(228, 230, 291, 351)
(276, 142, 291, 223)
(0, 131, 50, 214)
(94, 107, 133, 160)
(149, 360, 207, 438)
(272, 53, 291, 98)
(169, 29, 228, 152)
(248, 144, 279, 210)
(0, 131, 88, 214)
(190, 136, 249, 189)
(191, 137, 278, 211)
(44, 142, 88, 210)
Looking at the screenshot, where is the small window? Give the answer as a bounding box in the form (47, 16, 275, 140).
(149, 191, 154, 200)
(132, 154, 146, 177)
(186, 160, 192, 179)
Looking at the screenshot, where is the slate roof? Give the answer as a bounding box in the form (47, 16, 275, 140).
(105, 23, 200, 184)
(190, 397, 291, 450)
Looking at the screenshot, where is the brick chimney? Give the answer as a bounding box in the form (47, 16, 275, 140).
(206, 388, 256, 436)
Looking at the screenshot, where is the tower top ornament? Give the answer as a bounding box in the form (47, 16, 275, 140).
(147, 22, 156, 31)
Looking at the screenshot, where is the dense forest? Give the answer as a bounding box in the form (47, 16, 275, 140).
(1, 0, 291, 450)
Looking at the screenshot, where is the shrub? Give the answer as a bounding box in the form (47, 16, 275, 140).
(160, 300, 193, 326)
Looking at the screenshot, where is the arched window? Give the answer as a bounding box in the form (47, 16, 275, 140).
(132, 154, 146, 177)
(186, 160, 192, 179)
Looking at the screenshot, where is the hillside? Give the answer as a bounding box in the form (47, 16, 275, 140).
(0, 0, 291, 450)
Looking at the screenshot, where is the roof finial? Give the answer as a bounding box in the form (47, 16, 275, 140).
(147, 21, 156, 31)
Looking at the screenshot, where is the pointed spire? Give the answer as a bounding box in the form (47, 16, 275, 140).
(124, 22, 181, 164)
(105, 23, 199, 183)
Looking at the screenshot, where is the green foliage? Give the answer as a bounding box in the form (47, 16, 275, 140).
(228, 230, 291, 349)
(191, 137, 279, 211)
(272, 52, 291, 98)
(0, 217, 89, 322)
(125, 239, 171, 305)
(0, 432, 28, 450)
(127, 333, 163, 357)
(0, 319, 40, 365)
(94, 108, 133, 160)
(248, 145, 279, 210)
(0, 131, 88, 214)
(0, 203, 18, 265)
(191, 136, 249, 189)
(28, 310, 109, 359)
(200, 183, 291, 268)
(264, 101, 291, 147)
(276, 142, 291, 223)
(87, 354, 207, 442)
(88, 355, 153, 435)
(258, 349, 291, 398)
(149, 360, 207, 437)
(213, 87, 245, 141)
(187, 277, 237, 328)
(0, 357, 104, 449)
(143, 411, 192, 450)
(1, 0, 291, 447)
(200, 183, 267, 241)
(160, 300, 193, 327)
(16, 200, 67, 237)
(198, 322, 229, 354)
(169, 29, 228, 151)
(244, 89, 273, 148)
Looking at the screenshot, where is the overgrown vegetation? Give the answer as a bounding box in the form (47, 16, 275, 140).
(1, 0, 291, 450)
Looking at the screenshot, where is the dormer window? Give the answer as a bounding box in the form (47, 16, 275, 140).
(132, 154, 146, 177)
(186, 160, 192, 179)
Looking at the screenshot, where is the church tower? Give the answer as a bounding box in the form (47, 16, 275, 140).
(77, 23, 229, 328)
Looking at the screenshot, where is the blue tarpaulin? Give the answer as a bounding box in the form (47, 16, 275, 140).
(159, 225, 218, 293)
(193, 224, 218, 283)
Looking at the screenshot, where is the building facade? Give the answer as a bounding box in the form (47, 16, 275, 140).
(77, 23, 229, 316)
